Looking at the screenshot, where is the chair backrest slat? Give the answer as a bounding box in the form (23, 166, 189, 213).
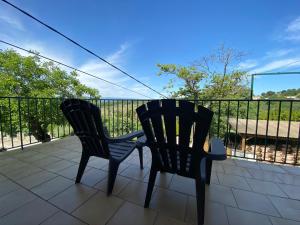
(60, 99, 109, 158)
(162, 100, 177, 170)
(137, 99, 213, 177)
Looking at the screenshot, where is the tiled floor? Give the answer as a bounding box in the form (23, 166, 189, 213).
(1, 136, 300, 225)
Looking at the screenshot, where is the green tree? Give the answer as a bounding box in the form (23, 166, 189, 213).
(158, 44, 249, 99)
(0, 49, 100, 142)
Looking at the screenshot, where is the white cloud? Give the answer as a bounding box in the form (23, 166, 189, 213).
(238, 60, 258, 70)
(250, 58, 300, 74)
(283, 16, 300, 41)
(78, 44, 157, 99)
(264, 49, 294, 58)
(0, 14, 24, 31)
(0, 8, 159, 99)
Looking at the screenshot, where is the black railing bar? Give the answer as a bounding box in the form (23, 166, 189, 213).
(17, 98, 24, 149)
(121, 100, 124, 135)
(274, 101, 282, 162)
(126, 100, 129, 132)
(254, 101, 260, 159)
(217, 101, 221, 137)
(0, 106, 4, 149)
(225, 100, 230, 149)
(112, 100, 115, 137)
(234, 101, 240, 156)
(8, 98, 13, 148)
(284, 101, 293, 164)
(244, 100, 250, 158)
(295, 125, 300, 165)
(131, 100, 134, 133)
(263, 101, 271, 161)
(56, 98, 59, 138)
(27, 98, 32, 144)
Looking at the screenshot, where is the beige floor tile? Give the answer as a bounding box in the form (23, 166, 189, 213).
(32, 156, 62, 168)
(210, 172, 219, 184)
(16, 170, 57, 189)
(269, 217, 300, 225)
(185, 197, 229, 225)
(87, 157, 109, 169)
(44, 160, 75, 173)
(80, 168, 107, 187)
(0, 179, 20, 197)
(101, 161, 130, 174)
(169, 175, 195, 196)
(155, 214, 187, 225)
(150, 188, 187, 221)
(212, 162, 224, 173)
(0, 160, 28, 174)
(0, 189, 36, 217)
(107, 202, 157, 225)
(206, 184, 237, 207)
(120, 164, 150, 181)
(0, 174, 6, 182)
(276, 174, 300, 186)
(260, 163, 286, 174)
(20, 153, 48, 163)
(217, 173, 251, 190)
(248, 168, 283, 182)
(0, 157, 18, 167)
(72, 191, 123, 225)
(246, 178, 288, 197)
(232, 189, 280, 216)
(94, 175, 130, 194)
(223, 165, 253, 178)
(41, 211, 86, 225)
(235, 160, 261, 170)
(144, 172, 174, 188)
(0, 198, 58, 225)
(49, 184, 97, 213)
(5, 165, 42, 180)
(118, 180, 152, 206)
(269, 195, 300, 221)
(31, 176, 73, 200)
(226, 206, 272, 225)
(278, 183, 300, 200)
(282, 166, 300, 176)
(56, 164, 91, 180)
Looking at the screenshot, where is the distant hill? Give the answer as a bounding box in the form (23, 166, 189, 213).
(260, 88, 300, 99)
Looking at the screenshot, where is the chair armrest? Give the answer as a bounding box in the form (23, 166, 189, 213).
(107, 130, 144, 143)
(207, 138, 227, 161)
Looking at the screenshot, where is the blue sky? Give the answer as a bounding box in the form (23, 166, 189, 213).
(1, 0, 300, 98)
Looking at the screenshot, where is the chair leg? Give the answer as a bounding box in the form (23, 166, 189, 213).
(144, 166, 157, 208)
(107, 160, 119, 195)
(75, 153, 90, 183)
(137, 146, 143, 169)
(205, 158, 212, 185)
(195, 178, 206, 225)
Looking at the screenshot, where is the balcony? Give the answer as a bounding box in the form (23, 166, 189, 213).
(1, 135, 300, 225)
(0, 97, 300, 225)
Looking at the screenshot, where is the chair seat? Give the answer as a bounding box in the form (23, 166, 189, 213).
(109, 141, 137, 161)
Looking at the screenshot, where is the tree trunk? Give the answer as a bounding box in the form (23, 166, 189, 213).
(29, 117, 51, 142)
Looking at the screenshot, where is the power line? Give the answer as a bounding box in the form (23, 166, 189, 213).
(1, 0, 166, 98)
(0, 40, 151, 98)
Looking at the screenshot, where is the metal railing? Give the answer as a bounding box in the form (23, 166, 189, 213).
(0, 96, 299, 165)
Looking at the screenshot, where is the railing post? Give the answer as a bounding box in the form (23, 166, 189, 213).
(250, 74, 254, 100)
(18, 97, 24, 150)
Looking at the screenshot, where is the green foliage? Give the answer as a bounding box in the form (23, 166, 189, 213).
(157, 45, 250, 100)
(157, 64, 206, 99)
(260, 88, 300, 99)
(0, 49, 100, 141)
